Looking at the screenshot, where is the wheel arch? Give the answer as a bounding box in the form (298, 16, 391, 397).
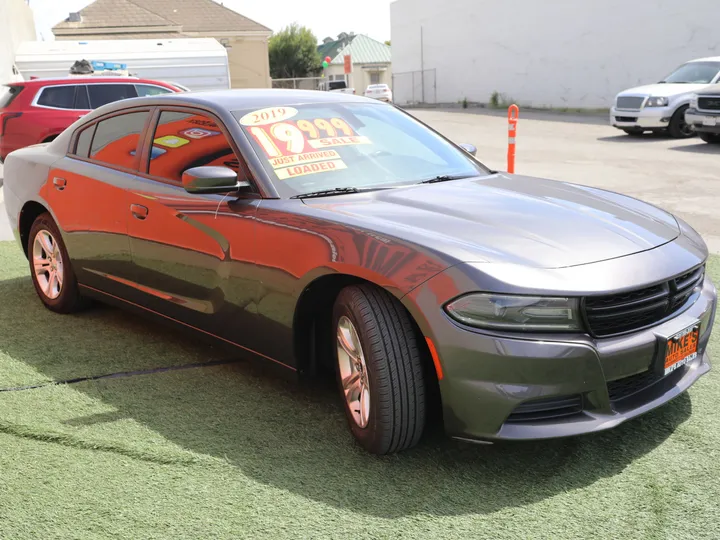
(18, 200, 50, 258)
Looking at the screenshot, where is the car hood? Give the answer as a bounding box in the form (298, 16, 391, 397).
(696, 83, 720, 96)
(304, 175, 680, 269)
(618, 83, 710, 98)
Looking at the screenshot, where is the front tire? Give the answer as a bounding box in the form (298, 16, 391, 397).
(699, 132, 720, 144)
(668, 105, 695, 138)
(28, 213, 87, 313)
(333, 285, 426, 454)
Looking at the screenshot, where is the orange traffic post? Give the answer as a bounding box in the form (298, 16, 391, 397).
(507, 104, 519, 173)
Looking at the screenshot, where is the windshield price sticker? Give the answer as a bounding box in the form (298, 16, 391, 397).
(309, 136, 371, 149)
(239, 107, 299, 126)
(275, 159, 348, 180)
(269, 149, 341, 169)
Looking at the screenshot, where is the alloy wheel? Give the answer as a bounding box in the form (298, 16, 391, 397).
(32, 229, 64, 300)
(336, 315, 371, 428)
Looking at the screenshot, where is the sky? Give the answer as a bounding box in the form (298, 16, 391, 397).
(28, 0, 394, 43)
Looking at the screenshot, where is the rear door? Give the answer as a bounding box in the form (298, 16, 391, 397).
(123, 107, 263, 349)
(45, 108, 152, 295)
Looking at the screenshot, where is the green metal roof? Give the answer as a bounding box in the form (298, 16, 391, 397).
(318, 34, 391, 65)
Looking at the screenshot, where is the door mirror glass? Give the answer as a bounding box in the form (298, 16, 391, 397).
(458, 143, 477, 156)
(182, 166, 250, 194)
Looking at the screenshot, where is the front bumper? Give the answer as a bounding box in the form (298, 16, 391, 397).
(686, 109, 720, 134)
(405, 252, 716, 443)
(610, 105, 673, 130)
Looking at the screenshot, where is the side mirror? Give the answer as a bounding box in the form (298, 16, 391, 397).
(182, 166, 250, 195)
(459, 143, 477, 156)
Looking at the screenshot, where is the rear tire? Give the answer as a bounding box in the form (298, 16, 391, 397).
(333, 284, 426, 454)
(699, 132, 720, 144)
(28, 213, 87, 314)
(668, 105, 694, 138)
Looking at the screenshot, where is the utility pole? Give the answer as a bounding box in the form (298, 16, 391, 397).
(420, 26, 425, 103)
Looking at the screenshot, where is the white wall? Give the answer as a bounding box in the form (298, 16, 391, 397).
(0, 0, 36, 85)
(391, 0, 720, 108)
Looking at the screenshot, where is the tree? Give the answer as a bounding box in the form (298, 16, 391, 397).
(269, 23, 321, 79)
(384, 40, 391, 46)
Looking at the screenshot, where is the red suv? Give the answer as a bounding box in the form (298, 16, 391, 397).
(0, 77, 183, 161)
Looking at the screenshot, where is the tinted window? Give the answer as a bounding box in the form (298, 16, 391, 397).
(0, 85, 24, 108)
(37, 86, 77, 109)
(74, 86, 90, 109)
(90, 111, 149, 169)
(88, 84, 138, 108)
(74, 124, 96, 158)
(148, 110, 242, 184)
(136, 84, 173, 97)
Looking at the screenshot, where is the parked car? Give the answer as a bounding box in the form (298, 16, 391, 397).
(0, 77, 183, 161)
(685, 85, 720, 144)
(318, 80, 355, 94)
(364, 84, 393, 102)
(3, 90, 716, 455)
(611, 57, 720, 137)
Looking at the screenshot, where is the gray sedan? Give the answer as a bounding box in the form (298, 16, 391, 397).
(2, 89, 716, 454)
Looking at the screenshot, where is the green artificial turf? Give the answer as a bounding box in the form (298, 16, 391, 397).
(0, 240, 718, 539)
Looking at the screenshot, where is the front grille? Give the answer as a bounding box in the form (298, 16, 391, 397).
(584, 266, 704, 337)
(607, 370, 663, 402)
(616, 96, 645, 110)
(698, 96, 720, 111)
(615, 116, 638, 122)
(505, 395, 583, 423)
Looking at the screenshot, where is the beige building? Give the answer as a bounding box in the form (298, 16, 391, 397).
(318, 33, 392, 93)
(0, 0, 36, 85)
(52, 0, 271, 88)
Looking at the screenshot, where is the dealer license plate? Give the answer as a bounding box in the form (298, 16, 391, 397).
(664, 324, 700, 375)
(702, 116, 717, 127)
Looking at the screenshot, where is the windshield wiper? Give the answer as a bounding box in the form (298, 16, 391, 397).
(419, 174, 476, 184)
(291, 187, 361, 199)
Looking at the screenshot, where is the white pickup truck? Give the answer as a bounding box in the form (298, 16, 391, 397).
(319, 80, 355, 95)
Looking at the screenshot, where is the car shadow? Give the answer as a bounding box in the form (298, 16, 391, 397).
(597, 132, 677, 143)
(0, 274, 695, 518)
(669, 143, 720, 154)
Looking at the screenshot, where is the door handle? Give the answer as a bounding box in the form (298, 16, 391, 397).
(53, 177, 67, 191)
(130, 204, 149, 220)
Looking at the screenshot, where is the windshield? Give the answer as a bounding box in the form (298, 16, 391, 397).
(234, 102, 488, 198)
(663, 61, 720, 84)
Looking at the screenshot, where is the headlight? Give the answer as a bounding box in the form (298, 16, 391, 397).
(444, 294, 583, 332)
(690, 94, 699, 109)
(645, 96, 669, 107)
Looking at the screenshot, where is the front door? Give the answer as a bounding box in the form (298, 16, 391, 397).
(124, 109, 265, 354)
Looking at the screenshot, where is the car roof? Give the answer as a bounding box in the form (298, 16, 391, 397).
(689, 56, 720, 63)
(91, 88, 376, 114)
(6, 77, 166, 87)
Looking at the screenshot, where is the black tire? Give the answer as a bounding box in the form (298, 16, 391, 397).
(699, 132, 720, 144)
(622, 128, 644, 136)
(333, 285, 426, 454)
(668, 105, 695, 138)
(28, 212, 87, 314)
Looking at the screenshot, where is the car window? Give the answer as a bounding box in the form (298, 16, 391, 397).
(36, 86, 77, 109)
(663, 62, 720, 84)
(74, 124, 96, 158)
(87, 84, 138, 108)
(74, 85, 90, 109)
(234, 103, 487, 198)
(90, 111, 149, 169)
(148, 110, 245, 184)
(136, 84, 173, 97)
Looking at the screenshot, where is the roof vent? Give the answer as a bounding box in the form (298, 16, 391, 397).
(68, 12, 82, 22)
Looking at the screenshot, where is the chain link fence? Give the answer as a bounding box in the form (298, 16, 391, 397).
(271, 77, 325, 90)
(391, 69, 437, 106)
